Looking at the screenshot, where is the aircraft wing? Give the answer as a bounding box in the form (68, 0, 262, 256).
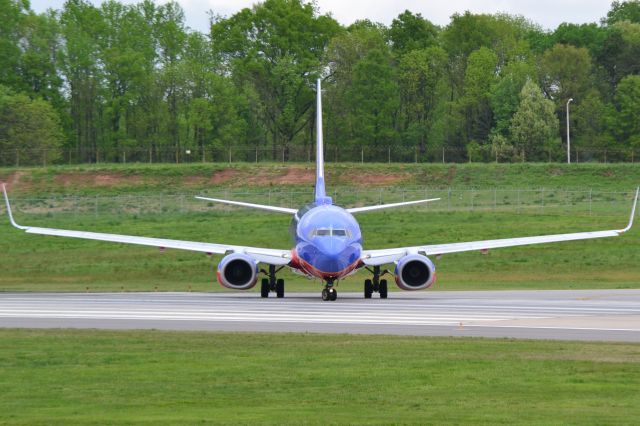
(361, 188, 638, 266)
(2, 186, 291, 266)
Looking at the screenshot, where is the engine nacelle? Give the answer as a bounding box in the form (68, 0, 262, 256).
(394, 254, 436, 291)
(216, 253, 259, 290)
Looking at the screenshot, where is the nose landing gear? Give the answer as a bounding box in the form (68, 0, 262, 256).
(321, 279, 338, 301)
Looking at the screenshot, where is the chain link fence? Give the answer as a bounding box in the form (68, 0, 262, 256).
(1, 146, 638, 167)
(2, 188, 635, 219)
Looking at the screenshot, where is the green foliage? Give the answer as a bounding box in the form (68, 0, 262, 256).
(0, 87, 63, 165)
(347, 48, 399, 147)
(398, 46, 447, 151)
(608, 75, 640, 149)
(388, 10, 438, 56)
(510, 80, 559, 160)
(604, 0, 640, 25)
(0, 1, 638, 163)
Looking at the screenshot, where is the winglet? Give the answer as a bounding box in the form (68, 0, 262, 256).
(620, 187, 639, 233)
(2, 184, 27, 230)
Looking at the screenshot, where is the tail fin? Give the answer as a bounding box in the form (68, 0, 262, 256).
(315, 79, 331, 206)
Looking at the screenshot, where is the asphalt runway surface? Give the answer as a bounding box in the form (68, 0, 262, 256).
(1, 289, 639, 342)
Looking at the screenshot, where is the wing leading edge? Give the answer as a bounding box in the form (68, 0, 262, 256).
(2, 185, 291, 266)
(361, 187, 639, 266)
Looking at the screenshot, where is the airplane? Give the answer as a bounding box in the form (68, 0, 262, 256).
(2, 79, 639, 301)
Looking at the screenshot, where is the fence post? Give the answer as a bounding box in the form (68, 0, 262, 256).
(15, 149, 19, 167)
(517, 189, 520, 214)
(442, 147, 445, 164)
(256, 147, 259, 163)
(388, 147, 391, 164)
(229, 148, 232, 164)
(361, 147, 364, 164)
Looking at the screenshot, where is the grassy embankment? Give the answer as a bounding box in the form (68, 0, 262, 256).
(1, 163, 639, 292)
(1, 329, 639, 425)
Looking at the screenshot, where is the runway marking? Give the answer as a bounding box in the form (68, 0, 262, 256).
(2, 291, 640, 340)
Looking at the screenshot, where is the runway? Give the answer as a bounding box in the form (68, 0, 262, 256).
(1, 290, 639, 342)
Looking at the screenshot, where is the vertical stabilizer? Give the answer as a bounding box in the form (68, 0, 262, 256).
(315, 79, 331, 205)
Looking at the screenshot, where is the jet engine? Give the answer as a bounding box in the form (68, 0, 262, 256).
(216, 253, 259, 290)
(394, 254, 436, 291)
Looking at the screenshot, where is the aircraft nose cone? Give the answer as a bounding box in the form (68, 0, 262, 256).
(314, 241, 360, 274)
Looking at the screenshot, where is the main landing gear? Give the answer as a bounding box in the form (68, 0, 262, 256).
(321, 279, 338, 301)
(364, 265, 389, 299)
(260, 264, 285, 298)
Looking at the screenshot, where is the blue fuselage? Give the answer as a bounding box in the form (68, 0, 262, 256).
(291, 203, 363, 279)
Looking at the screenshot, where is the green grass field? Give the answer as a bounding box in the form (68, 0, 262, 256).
(1, 329, 639, 425)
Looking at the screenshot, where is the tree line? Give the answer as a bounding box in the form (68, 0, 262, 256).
(1, 0, 639, 165)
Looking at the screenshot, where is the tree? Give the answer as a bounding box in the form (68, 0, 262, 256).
(0, 0, 28, 89)
(551, 23, 609, 59)
(599, 21, 640, 87)
(324, 21, 386, 147)
(348, 49, 399, 148)
(607, 75, 640, 148)
(0, 86, 64, 165)
(490, 60, 537, 137)
(604, 0, 640, 25)
(572, 90, 609, 149)
(509, 80, 559, 160)
(398, 46, 447, 152)
(540, 44, 593, 144)
(60, 0, 106, 160)
(457, 47, 498, 144)
(388, 10, 438, 56)
(211, 0, 341, 157)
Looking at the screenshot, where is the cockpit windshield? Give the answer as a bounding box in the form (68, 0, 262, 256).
(311, 228, 350, 238)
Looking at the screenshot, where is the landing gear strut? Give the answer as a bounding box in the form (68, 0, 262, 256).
(260, 264, 285, 298)
(364, 265, 389, 299)
(321, 279, 338, 301)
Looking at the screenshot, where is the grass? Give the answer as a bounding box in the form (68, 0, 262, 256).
(0, 329, 639, 425)
(1, 162, 640, 197)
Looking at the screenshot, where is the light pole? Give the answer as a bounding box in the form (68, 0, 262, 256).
(566, 98, 573, 164)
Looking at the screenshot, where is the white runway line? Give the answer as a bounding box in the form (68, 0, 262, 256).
(1, 291, 640, 339)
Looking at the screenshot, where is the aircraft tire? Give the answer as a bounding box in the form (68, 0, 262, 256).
(379, 279, 388, 299)
(276, 279, 285, 298)
(329, 288, 337, 301)
(364, 279, 373, 299)
(322, 288, 330, 301)
(260, 278, 269, 298)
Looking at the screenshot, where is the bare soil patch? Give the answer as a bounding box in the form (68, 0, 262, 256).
(55, 172, 143, 188)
